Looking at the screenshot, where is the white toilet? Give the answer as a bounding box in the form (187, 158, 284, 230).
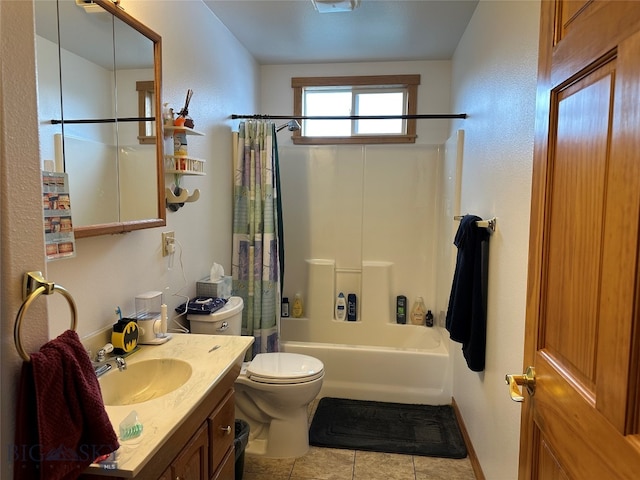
(187, 296, 324, 458)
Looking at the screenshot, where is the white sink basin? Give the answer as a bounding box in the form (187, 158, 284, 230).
(99, 358, 192, 406)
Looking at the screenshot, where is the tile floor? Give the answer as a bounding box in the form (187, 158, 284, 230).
(241, 399, 476, 480)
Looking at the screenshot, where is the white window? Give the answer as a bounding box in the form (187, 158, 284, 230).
(292, 75, 420, 145)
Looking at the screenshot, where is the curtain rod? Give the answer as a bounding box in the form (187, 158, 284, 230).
(231, 113, 467, 120)
(51, 117, 155, 125)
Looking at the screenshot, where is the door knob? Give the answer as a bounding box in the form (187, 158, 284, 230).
(505, 366, 535, 402)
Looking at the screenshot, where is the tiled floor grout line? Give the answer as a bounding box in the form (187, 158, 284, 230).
(288, 455, 296, 480)
(353, 449, 357, 480)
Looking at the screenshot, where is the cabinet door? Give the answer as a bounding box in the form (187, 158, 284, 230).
(157, 467, 172, 480)
(208, 389, 235, 476)
(171, 422, 209, 480)
(211, 447, 235, 480)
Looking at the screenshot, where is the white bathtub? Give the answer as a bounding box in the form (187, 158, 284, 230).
(281, 325, 451, 405)
(280, 259, 452, 405)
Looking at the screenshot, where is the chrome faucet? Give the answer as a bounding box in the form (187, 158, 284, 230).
(92, 343, 127, 378)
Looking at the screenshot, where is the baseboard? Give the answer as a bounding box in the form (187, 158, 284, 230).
(452, 397, 486, 480)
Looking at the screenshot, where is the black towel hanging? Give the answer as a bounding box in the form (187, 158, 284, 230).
(446, 214, 490, 372)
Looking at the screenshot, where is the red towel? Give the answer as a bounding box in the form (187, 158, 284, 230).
(14, 330, 119, 480)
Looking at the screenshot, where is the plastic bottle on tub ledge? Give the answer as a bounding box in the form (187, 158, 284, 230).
(396, 295, 407, 324)
(410, 297, 426, 326)
(291, 293, 304, 318)
(335, 292, 346, 321)
(425, 309, 434, 327)
(347, 293, 357, 321)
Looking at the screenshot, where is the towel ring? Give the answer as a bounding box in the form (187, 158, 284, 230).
(14, 271, 78, 362)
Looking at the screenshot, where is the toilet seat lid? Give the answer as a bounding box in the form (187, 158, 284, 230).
(247, 353, 324, 383)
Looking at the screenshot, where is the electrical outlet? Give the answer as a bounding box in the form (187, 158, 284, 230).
(162, 231, 175, 257)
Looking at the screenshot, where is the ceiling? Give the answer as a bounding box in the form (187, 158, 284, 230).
(203, 0, 479, 65)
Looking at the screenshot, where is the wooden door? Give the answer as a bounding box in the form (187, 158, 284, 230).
(519, 1, 640, 478)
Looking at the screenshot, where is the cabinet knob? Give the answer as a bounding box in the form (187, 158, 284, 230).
(220, 425, 232, 435)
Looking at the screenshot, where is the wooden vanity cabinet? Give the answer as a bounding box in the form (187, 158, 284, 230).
(211, 448, 235, 480)
(208, 389, 235, 478)
(160, 422, 209, 480)
(80, 365, 240, 480)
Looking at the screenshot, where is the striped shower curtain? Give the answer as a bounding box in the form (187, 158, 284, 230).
(232, 120, 284, 357)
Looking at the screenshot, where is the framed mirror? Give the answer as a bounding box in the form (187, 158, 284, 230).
(35, 0, 165, 238)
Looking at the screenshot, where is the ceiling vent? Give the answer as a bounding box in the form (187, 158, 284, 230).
(311, 0, 361, 13)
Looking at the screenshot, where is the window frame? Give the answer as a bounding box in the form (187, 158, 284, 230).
(136, 80, 156, 145)
(291, 75, 420, 145)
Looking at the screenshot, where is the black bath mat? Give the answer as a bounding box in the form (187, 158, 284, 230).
(309, 397, 467, 459)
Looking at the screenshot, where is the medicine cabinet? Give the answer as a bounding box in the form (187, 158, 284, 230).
(35, 0, 165, 238)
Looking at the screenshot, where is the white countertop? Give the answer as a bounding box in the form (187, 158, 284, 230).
(85, 333, 253, 477)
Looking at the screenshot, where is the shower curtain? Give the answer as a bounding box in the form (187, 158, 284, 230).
(232, 120, 284, 357)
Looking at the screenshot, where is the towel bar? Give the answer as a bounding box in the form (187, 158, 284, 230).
(454, 215, 496, 234)
(14, 271, 77, 362)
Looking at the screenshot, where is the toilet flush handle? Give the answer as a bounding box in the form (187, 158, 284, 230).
(216, 321, 229, 332)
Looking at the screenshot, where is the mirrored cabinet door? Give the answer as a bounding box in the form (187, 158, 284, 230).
(35, 0, 165, 238)
(113, 14, 159, 223)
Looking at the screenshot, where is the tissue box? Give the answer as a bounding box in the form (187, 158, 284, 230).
(197, 276, 232, 299)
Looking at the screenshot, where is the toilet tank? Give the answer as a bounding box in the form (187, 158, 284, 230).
(187, 296, 244, 335)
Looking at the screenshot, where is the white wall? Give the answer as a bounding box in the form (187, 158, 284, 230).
(435, 130, 464, 326)
(1, 2, 50, 476)
(449, 1, 540, 478)
(1, 2, 259, 476)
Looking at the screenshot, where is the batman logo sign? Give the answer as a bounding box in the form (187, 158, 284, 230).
(112, 320, 139, 354)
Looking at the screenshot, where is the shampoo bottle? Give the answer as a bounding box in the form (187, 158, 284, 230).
(347, 293, 357, 321)
(426, 309, 434, 327)
(281, 297, 290, 318)
(410, 297, 426, 326)
(292, 293, 304, 318)
(335, 292, 346, 321)
(396, 295, 407, 324)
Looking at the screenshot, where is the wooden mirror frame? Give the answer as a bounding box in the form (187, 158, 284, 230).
(73, 0, 165, 238)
